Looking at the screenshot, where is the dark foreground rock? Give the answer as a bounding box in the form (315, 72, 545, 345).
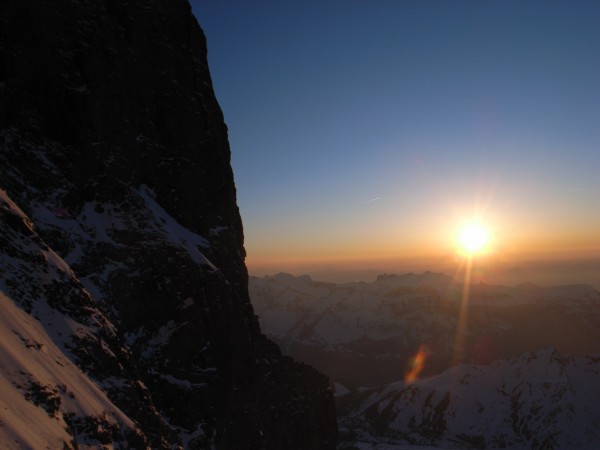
(0, 0, 337, 448)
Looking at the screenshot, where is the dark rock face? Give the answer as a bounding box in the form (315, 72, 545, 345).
(0, 0, 337, 448)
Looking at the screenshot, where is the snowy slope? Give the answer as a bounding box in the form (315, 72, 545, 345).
(340, 349, 600, 449)
(0, 189, 152, 448)
(0, 292, 139, 449)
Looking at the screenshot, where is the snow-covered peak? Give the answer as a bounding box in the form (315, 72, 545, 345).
(341, 348, 600, 449)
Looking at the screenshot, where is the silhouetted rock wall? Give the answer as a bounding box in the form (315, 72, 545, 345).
(0, 0, 337, 448)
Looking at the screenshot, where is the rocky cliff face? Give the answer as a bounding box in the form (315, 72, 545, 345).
(0, 0, 337, 448)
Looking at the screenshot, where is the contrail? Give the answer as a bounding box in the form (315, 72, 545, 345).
(367, 197, 381, 203)
(567, 186, 599, 192)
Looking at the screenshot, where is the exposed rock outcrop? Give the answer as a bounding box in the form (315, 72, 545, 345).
(0, 0, 337, 448)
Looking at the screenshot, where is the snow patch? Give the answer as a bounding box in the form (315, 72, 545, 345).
(0, 292, 135, 448)
(334, 382, 350, 397)
(138, 185, 218, 270)
(179, 297, 195, 309)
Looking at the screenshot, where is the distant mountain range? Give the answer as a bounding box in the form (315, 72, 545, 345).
(250, 272, 600, 449)
(250, 272, 600, 388)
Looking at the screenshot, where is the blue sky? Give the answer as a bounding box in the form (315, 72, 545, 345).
(191, 1, 600, 281)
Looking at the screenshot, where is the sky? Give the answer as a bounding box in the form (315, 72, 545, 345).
(190, 1, 600, 285)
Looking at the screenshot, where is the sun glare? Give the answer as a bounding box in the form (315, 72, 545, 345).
(458, 223, 489, 255)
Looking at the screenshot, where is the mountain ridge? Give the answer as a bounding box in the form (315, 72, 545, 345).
(339, 348, 600, 449)
(250, 272, 600, 449)
(250, 271, 600, 387)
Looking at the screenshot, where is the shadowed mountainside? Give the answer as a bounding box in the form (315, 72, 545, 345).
(0, 1, 337, 448)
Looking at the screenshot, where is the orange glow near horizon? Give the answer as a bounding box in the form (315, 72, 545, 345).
(243, 203, 600, 289)
(243, 188, 600, 271)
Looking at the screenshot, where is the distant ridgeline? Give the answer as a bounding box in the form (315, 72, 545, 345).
(0, 1, 336, 448)
(251, 272, 600, 448)
(251, 272, 600, 387)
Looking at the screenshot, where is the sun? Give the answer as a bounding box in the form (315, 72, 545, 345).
(458, 222, 489, 255)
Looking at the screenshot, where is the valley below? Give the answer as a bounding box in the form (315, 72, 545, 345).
(250, 272, 600, 449)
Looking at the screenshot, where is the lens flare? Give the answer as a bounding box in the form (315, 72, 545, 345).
(404, 345, 429, 383)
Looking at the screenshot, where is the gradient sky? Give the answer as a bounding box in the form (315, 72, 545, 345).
(191, 1, 600, 283)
